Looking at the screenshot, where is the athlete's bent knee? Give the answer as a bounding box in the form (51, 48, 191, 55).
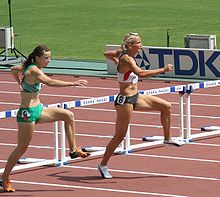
(65, 110, 74, 122)
(161, 102, 171, 113)
(166, 102, 172, 111)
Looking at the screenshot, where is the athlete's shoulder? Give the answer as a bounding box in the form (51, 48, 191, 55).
(120, 53, 135, 65)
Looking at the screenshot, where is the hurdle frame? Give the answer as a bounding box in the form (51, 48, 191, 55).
(184, 80, 220, 141)
(0, 103, 62, 174)
(58, 84, 187, 165)
(1, 80, 220, 172)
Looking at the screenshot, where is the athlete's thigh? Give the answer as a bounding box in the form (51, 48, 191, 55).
(17, 122, 35, 147)
(115, 104, 133, 128)
(135, 94, 169, 111)
(38, 107, 72, 123)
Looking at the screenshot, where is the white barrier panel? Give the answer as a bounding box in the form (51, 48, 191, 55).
(106, 45, 220, 80)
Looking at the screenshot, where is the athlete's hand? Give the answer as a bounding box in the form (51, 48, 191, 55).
(163, 64, 173, 72)
(73, 79, 88, 87)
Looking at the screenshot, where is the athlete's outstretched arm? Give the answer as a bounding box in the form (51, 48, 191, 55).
(32, 66, 87, 87)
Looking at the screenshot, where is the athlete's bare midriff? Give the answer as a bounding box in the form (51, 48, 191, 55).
(20, 91, 40, 108)
(118, 82, 138, 96)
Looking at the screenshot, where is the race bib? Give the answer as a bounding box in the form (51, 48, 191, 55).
(115, 95, 126, 105)
(21, 110, 31, 118)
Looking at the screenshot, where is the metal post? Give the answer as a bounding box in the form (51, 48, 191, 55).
(167, 29, 170, 47)
(179, 92, 184, 139)
(186, 91, 191, 140)
(54, 121, 59, 165)
(125, 124, 131, 152)
(60, 121, 66, 166)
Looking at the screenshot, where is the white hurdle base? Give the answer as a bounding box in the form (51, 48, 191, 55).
(191, 129, 220, 139)
(18, 157, 59, 167)
(81, 145, 130, 155)
(201, 126, 220, 131)
(82, 146, 106, 152)
(142, 136, 164, 141)
(18, 158, 48, 164)
(0, 159, 58, 174)
(59, 146, 127, 166)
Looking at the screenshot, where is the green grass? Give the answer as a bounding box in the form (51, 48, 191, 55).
(1, 0, 220, 61)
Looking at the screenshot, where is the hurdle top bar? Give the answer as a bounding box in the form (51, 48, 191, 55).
(0, 109, 18, 119)
(63, 95, 116, 109)
(0, 84, 187, 118)
(187, 79, 220, 92)
(1, 79, 219, 118)
(0, 103, 62, 119)
(138, 85, 186, 96)
(63, 84, 187, 109)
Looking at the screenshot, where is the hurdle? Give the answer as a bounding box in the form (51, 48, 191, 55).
(58, 83, 188, 165)
(0, 103, 62, 174)
(184, 80, 220, 141)
(1, 80, 219, 172)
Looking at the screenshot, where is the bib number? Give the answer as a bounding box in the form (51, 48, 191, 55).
(21, 110, 31, 118)
(116, 95, 126, 105)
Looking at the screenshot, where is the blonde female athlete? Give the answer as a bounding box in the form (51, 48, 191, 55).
(98, 33, 183, 179)
(0, 45, 90, 192)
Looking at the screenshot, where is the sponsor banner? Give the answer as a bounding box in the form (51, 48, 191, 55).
(106, 45, 220, 80)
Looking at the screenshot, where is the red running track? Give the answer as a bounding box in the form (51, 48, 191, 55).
(0, 72, 219, 197)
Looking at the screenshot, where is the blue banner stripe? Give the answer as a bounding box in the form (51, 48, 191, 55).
(75, 100, 81, 107)
(6, 111, 11, 118)
(170, 86, 175, 92)
(109, 95, 115, 102)
(199, 82, 204, 88)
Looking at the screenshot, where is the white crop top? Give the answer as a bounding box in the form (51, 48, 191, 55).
(117, 50, 139, 83)
(117, 71, 138, 83)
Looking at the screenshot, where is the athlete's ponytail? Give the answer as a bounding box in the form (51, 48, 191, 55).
(23, 45, 50, 68)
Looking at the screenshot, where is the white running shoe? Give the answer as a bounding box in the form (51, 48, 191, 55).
(164, 138, 185, 147)
(98, 164, 113, 179)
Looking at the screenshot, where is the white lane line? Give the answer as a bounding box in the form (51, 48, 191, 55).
(0, 91, 91, 99)
(171, 101, 220, 108)
(0, 116, 202, 132)
(11, 179, 188, 197)
(0, 142, 54, 149)
(74, 107, 220, 119)
(68, 165, 220, 182)
(190, 142, 220, 147)
(128, 153, 220, 163)
(0, 141, 219, 164)
(1, 80, 220, 95)
(0, 81, 17, 84)
(0, 102, 20, 105)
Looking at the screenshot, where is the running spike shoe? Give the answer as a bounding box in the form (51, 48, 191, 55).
(69, 147, 91, 159)
(0, 179, 15, 192)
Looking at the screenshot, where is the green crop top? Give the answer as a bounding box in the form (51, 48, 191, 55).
(20, 64, 42, 93)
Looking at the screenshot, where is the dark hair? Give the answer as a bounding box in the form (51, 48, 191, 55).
(23, 45, 50, 67)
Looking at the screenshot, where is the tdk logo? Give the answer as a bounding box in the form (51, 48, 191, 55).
(135, 49, 151, 70)
(135, 47, 220, 77)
